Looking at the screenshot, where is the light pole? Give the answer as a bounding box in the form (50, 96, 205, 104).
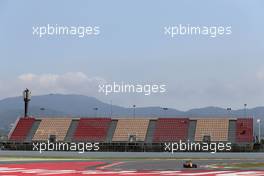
(257, 119, 261, 143)
(227, 108, 232, 118)
(110, 100, 113, 118)
(244, 104, 247, 117)
(23, 89, 31, 117)
(162, 107, 168, 117)
(133, 105, 136, 119)
(93, 107, 98, 117)
(40, 107, 45, 117)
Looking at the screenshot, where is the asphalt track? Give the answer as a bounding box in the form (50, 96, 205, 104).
(0, 151, 264, 175)
(1, 151, 264, 159)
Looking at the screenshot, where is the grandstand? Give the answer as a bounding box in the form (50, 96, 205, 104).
(153, 118, 189, 142)
(73, 118, 111, 142)
(236, 118, 253, 143)
(112, 119, 149, 142)
(9, 117, 35, 142)
(32, 118, 72, 141)
(6, 117, 254, 152)
(194, 119, 229, 142)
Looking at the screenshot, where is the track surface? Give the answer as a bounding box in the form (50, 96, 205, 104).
(1, 151, 264, 175)
(1, 151, 264, 159)
(1, 160, 264, 176)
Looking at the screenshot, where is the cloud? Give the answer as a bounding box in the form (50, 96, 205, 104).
(16, 72, 106, 96)
(18, 73, 37, 81)
(1, 70, 264, 110)
(18, 73, 58, 88)
(256, 69, 264, 81)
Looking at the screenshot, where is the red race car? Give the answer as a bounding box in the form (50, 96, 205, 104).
(183, 160, 197, 168)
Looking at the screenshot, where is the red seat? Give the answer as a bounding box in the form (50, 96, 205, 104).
(236, 118, 253, 143)
(9, 117, 35, 141)
(74, 118, 111, 142)
(153, 118, 189, 142)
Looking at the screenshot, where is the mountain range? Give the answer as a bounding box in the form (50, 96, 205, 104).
(0, 94, 263, 135)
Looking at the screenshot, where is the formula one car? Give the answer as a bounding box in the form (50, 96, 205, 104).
(183, 160, 197, 168)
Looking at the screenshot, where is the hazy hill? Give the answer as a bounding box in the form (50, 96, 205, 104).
(0, 94, 263, 135)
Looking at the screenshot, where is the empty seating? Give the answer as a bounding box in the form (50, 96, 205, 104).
(153, 118, 189, 142)
(73, 118, 111, 142)
(9, 118, 35, 141)
(195, 119, 229, 142)
(228, 120, 236, 143)
(236, 118, 253, 143)
(9, 117, 254, 146)
(112, 119, 149, 142)
(32, 118, 71, 141)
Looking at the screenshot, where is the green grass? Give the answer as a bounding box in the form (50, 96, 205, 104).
(213, 162, 264, 168)
(229, 162, 264, 168)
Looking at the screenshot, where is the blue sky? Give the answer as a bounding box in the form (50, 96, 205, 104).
(0, 0, 264, 110)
